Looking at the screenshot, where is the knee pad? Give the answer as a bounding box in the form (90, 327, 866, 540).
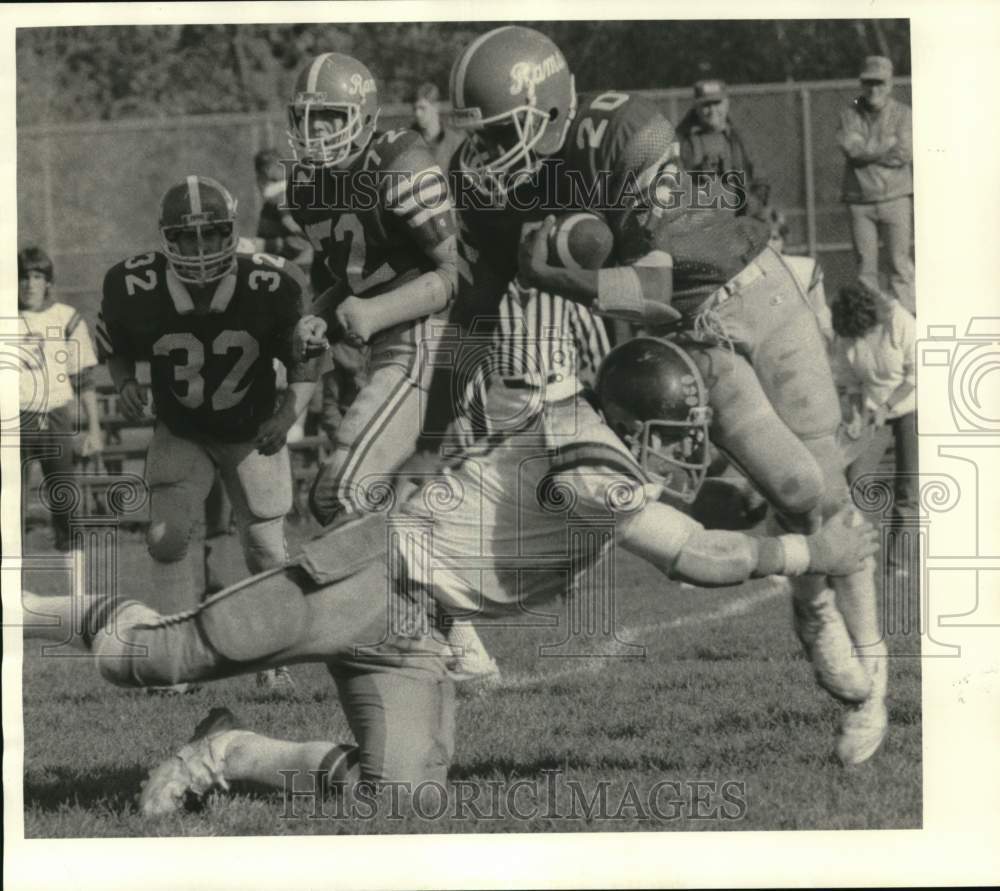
(146, 519, 195, 563)
(92, 601, 170, 686)
(243, 516, 288, 573)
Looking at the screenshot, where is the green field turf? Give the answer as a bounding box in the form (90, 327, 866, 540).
(18, 522, 922, 836)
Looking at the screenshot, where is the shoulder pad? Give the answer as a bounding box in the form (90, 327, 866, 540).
(236, 252, 305, 295)
(102, 251, 166, 301)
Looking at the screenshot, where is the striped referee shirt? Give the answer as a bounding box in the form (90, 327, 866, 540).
(460, 281, 611, 436)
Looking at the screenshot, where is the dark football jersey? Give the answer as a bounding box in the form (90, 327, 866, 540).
(287, 128, 457, 314)
(457, 90, 771, 317)
(99, 252, 306, 442)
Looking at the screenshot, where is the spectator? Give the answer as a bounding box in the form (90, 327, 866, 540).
(836, 56, 914, 315)
(240, 148, 313, 278)
(410, 82, 463, 171)
(18, 246, 103, 552)
(676, 79, 769, 217)
(830, 281, 917, 572)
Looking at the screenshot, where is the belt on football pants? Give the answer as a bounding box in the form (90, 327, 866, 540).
(501, 372, 582, 403)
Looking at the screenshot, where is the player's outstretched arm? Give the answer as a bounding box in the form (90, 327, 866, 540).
(621, 501, 878, 588)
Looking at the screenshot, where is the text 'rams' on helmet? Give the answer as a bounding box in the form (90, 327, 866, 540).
(159, 176, 239, 284)
(288, 53, 380, 169)
(596, 337, 713, 503)
(450, 26, 577, 195)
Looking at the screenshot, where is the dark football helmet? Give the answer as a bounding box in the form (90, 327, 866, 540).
(450, 26, 577, 193)
(596, 337, 713, 502)
(159, 176, 238, 284)
(287, 52, 380, 168)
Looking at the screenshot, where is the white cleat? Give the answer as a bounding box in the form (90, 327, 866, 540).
(793, 589, 872, 704)
(836, 646, 889, 766)
(139, 707, 242, 817)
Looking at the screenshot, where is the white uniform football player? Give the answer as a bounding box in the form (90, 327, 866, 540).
(23, 337, 879, 816)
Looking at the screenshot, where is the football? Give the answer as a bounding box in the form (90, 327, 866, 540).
(546, 212, 615, 271)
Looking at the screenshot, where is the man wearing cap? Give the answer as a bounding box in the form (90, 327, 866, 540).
(837, 56, 914, 315)
(676, 78, 768, 218)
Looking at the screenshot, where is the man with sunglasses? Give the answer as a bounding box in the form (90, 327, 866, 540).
(96, 175, 318, 618)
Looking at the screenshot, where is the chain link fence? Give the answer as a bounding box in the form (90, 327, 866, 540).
(17, 77, 911, 330)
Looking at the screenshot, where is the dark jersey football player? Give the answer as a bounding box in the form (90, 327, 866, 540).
(447, 25, 887, 767)
(284, 52, 460, 526)
(98, 175, 317, 617)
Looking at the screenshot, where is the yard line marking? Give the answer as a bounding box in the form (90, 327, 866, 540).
(482, 577, 791, 694)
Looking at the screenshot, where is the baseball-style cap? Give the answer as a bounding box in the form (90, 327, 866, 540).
(859, 56, 893, 82)
(693, 79, 728, 106)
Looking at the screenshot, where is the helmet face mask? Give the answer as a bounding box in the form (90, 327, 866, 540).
(596, 338, 714, 503)
(159, 177, 238, 285)
(451, 26, 577, 197)
(457, 103, 554, 193)
(287, 53, 380, 169)
(627, 410, 712, 502)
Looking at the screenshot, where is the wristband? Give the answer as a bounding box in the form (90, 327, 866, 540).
(779, 534, 811, 576)
(596, 267, 645, 318)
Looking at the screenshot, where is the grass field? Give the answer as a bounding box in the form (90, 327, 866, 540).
(19, 516, 922, 837)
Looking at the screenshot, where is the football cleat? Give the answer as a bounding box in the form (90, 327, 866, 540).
(256, 666, 296, 692)
(139, 706, 243, 818)
(836, 651, 889, 765)
(793, 589, 872, 704)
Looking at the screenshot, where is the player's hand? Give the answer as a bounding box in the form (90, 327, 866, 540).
(334, 296, 374, 347)
(80, 427, 104, 457)
(807, 506, 879, 576)
(256, 406, 296, 456)
(293, 314, 330, 360)
(517, 216, 557, 287)
(118, 379, 149, 423)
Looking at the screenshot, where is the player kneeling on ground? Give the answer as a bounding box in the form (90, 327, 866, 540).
(22, 339, 880, 818)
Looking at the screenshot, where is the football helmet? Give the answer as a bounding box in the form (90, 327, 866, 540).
(596, 337, 713, 502)
(450, 26, 577, 193)
(287, 52, 380, 168)
(159, 176, 239, 284)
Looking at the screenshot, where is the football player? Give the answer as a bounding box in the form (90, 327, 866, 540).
(283, 52, 459, 525)
(22, 337, 880, 817)
(447, 26, 887, 763)
(97, 175, 318, 619)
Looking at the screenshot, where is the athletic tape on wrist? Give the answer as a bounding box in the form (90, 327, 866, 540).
(597, 267, 645, 317)
(780, 534, 811, 576)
